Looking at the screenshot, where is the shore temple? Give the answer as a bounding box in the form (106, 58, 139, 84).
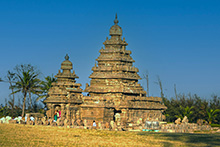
(44, 15, 167, 126)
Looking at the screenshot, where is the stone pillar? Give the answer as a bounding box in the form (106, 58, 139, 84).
(76, 110, 80, 120)
(73, 110, 76, 120)
(26, 114, 30, 125)
(66, 104, 71, 120)
(121, 109, 127, 127)
(52, 104, 55, 119)
(121, 109, 126, 121)
(46, 103, 52, 118)
(61, 104, 65, 120)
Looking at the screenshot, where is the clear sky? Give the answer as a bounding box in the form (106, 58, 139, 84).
(0, 0, 220, 104)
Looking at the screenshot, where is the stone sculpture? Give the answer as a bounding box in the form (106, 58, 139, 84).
(175, 118, 181, 125)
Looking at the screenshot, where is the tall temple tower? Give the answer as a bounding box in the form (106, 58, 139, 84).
(82, 15, 166, 123)
(85, 14, 146, 103)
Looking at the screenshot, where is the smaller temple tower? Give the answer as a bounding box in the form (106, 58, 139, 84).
(44, 54, 83, 120)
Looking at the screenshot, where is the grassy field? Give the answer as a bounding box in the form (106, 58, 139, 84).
(0, 124, 220, 146)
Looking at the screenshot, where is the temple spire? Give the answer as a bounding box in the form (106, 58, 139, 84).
(114, 13, 119, 25)
(65, 54, 69, 60)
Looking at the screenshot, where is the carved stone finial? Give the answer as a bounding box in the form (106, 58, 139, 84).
(114, 13, 119, 24)
(65, 54, 69, 60)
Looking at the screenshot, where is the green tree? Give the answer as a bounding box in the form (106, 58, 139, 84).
(7, 71, 16, 113)
(37, 75, 57, 101)
(206, 108, 220, 124)
(192, 95, 208, 122)
(27, 77, 41, 109)
(13, 64, 41, 110)
(175, 106, 194, 122)
(11, 64, 41, 117)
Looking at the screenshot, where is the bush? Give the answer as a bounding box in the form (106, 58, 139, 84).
(210, 124, 220, 128)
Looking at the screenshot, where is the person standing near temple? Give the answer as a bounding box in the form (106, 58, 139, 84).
(93, 120, 96, 129)
(54, 110, 58, 122)
(58, 110, 61, 119)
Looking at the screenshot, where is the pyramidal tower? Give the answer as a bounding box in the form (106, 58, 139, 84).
(83, 14, 167, 123)
(44, 54, 83, 120)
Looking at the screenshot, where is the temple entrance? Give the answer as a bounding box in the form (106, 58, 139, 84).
(54, 105, 61, 111)
(113, 109, 121, 122)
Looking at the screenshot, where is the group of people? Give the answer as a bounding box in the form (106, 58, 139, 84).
(54, 110, 61, 122)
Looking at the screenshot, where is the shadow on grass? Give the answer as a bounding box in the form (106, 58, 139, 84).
(138, 132, 220, 146)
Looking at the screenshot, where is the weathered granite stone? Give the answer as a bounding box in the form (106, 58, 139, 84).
(175, 118, 181, 125)
(35, 117, 38, 125)
(160, 123, 212, 133)
(41, 117, 47, 125)
(76, 119, 83, 126)
(197, 119, 204, 126)
(83, 119, 87, 128)
(56, 119, 62, 126)
(137, 118, 142, 126)
(105, 122, 110, 130)
(110, 121, 115, 130)
(71, 119, 75, 126)
(44, 15, 167, 130)
(182, 116, 189, 124)
(9, 119, 17, 124)
(20, 119, 26, 124)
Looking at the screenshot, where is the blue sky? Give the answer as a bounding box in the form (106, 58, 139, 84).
(0, 0, 220, 104)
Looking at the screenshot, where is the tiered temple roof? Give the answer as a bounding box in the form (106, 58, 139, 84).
(84, 15, 166, 110)
(44, 54, 83, 104)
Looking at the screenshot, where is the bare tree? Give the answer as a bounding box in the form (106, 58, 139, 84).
(174, 84, 178, 100)
(143, 71, 149, 97)
(155, 75, 164, 99)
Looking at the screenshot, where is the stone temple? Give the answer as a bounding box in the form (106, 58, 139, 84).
(44, 15, 167, 127)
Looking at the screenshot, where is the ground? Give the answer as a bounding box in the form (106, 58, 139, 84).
(0, 124, 220, 146)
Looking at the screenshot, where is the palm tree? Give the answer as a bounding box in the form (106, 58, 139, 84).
(28, 77, 41, 109)
(175, 106, 194, 122)
(11, 70, 40, 117)
(37, 75, 57, 101)
(206, 108, 220, 124)
(7, 71, 16, 111)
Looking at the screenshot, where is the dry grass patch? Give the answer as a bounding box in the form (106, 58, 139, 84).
(0, 124, 219, 146)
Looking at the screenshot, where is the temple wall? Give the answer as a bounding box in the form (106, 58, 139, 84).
(103, 108, 114, 122)
(127, 109, 163, 122)
(80, 107, 105, 124)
